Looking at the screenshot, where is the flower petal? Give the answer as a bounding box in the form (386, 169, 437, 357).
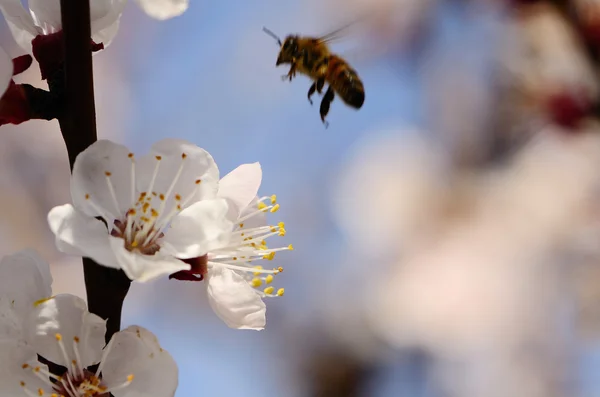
(206, 266, 266, 330)
(0, 46, 12, 96)
(0, 339, 51, 396)
(135, 138, 219, 216)
(108, 236, 190, 282)
(29, 0, 62, 34)
(0, 249, 52, 321)
(71, 139, 134, 220)
(101, 325, 178, 397)
(161, 198, 233, 259)
(90, 0, 127, 47)
(0, 299, 22, 339)
(218, 162, 262, 218)
(24, 294, 107, 368)
(133, 0, 188, 20)
(0, 0, 39, 52)
(48, 204, 119, 269)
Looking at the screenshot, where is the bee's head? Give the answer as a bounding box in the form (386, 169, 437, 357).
(276, 35, 299, 66)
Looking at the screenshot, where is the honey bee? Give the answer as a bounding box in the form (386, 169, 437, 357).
(263, 24, 365, 127)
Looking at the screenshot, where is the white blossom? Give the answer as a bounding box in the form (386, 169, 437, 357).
(202, 164, 292, 330)
(47, 138, 234, 283)
(0, 249, 178, 397)
(0, 0, 188, 53)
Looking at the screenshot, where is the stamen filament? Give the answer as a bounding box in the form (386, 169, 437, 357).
(129, 155, 136, 207)
(146, 157, 162, 199)
(104, 175, 122, 217)
(55, 334, 76, 376)
(95, 336, 115, 377)
(238, 207, 273, 223)
(72, 338, 84, 379)
(208, 262, 280, 274)
(30, 366, 56, 388)
(103, 374, 134, 394)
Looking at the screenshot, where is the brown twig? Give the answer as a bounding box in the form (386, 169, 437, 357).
(58, 0, 131, 342)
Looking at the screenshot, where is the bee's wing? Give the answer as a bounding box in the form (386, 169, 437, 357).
(316, 13, 375, 44)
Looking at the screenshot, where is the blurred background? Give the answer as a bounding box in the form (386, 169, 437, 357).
(3, 0, 600, 396)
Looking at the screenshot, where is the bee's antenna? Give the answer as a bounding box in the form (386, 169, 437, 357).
(262, 26, 282, 46)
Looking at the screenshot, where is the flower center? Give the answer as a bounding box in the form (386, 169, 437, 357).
(85, 152, 204, 255)
(19, 333, 133, 397)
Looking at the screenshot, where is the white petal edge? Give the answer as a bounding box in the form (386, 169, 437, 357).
(206, 266, 266, 330)
(0, 0, 39, 52)
(48, 204, 119, 269)
(217, 162, 262, 218)
(161, 198, 234, 259)
(24, 294, 107, 368)
(0, 46, 11, 97)
(102, 325, 178, 397)
(71, 139, 134, 219)
(133, 0, 188, 20)
(0, 249, 53, 320)
(108, 236, 190, 282)
(28, 0, 62, 34)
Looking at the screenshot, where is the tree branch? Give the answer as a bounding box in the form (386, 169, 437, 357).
(58, 0, 131, 342)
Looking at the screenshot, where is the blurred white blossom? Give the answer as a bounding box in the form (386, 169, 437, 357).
(0, 0, 187, 52)
(0, 249, 178, 397)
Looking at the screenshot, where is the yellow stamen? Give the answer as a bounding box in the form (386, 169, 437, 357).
(265, 275, 274, 284)
(270, 204, 280, 213)
(251, 278, 262, 287)
(264, 286, 274, 295)
(277, 288, 285, 296)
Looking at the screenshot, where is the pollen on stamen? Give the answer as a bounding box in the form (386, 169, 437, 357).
(105, 171, 112, 177)
(128, 153, 134, 158)
(85, 194, 90, 200)
(270, 204, 280, 213)
(55, 333, 62, 341)
(253, 266, 263, 276)
(270, 194, 277, 204)
(288, 244, 294, 251)
(127, 374, 134, 382)
(74, 336, 80, 343)
(155, 156, 162, 160)
(159, 194, 165, 201)
(182, 153, 187, 159)
(239, 223, 244, 228)
(258, 202, 268, 210)
(195, 179, 202, 185)
(22, 363, 29, 369)
(264, 286, 275, 295)
(20, 381, 25, 387)
(266, 275, 274, 284)
(251, 278, 262, 287)
(175, 194, 181, 201)
(277, 288, 285, 296)
(38, 388, 44, 396)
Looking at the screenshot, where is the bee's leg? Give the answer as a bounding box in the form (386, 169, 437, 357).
(308, 77, 326, 105)
(319, 86, 335, 128)
(307, 82, 317, 105)
(316, 77, 325, 94)
(281, 63, 297, 81)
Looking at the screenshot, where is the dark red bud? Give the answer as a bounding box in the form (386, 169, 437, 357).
(169, 255, 209, 282)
